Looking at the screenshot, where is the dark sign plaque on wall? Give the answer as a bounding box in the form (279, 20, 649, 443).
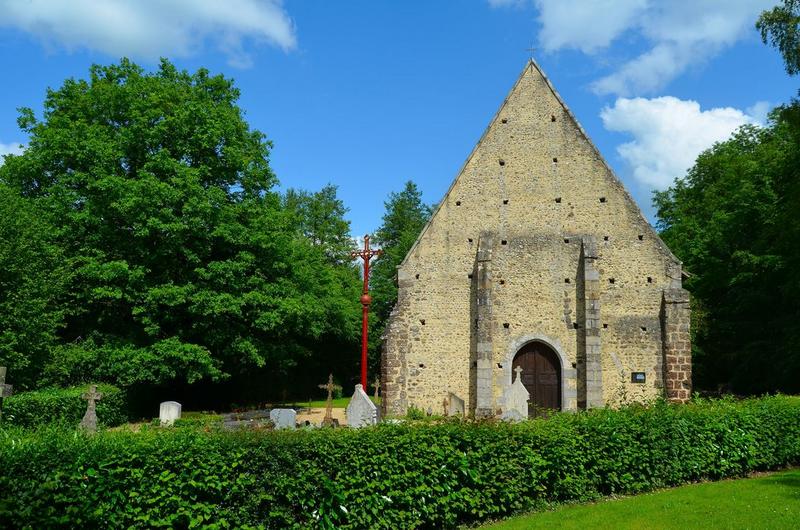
(631, 372, 646, 384)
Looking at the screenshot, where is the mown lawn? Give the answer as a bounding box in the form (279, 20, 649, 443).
(482, 468, 800, 529)
(284, 396, 381, 409)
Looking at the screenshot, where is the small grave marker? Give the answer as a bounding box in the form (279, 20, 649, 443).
(80, 385, 103, 432)
(318, 373, 342, 427)
(447, 392, 465, 416)
(502, 366, 529, 422)
(0, 367, 12, 420)
(270, 408, 297, 430)
(346, 384, 379, 428)
(159, 401, 182, 426)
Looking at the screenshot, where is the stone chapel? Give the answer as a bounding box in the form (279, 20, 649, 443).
(380, 60, 692, 418)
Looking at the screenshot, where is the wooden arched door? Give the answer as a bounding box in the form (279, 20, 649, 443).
(512, 341, 561, 417)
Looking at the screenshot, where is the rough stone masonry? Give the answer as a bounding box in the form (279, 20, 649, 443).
(381, 60, 691, 418)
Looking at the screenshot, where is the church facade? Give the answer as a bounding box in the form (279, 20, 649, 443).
(381, 61, 691, 418)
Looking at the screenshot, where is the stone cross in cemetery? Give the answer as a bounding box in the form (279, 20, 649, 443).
(0, 367, 12, 420)
(371, 376, 380, 399)
(80, 384, 103, 432)
(502, 366, 530, 422)
(319, 373, 342, 427)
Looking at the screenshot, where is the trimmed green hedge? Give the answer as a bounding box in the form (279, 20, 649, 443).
(2, 384, 129, 428)
(1, 396, 799, 528)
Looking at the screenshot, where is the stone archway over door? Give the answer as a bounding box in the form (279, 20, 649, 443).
(512, 341, 561, 416)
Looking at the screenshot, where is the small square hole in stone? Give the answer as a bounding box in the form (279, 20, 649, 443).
(501, 118, 508, 124)
(555, 197, 562, 203)
(415, 273, 419, 279)
(503, 322, 510, 329)
(468, 238, 473, 243)
(640, 326, 647, 332)
(609, 278, 616, 284)
(499, 159, 505, 166)
(419, 363, 425, 368)
(456, 201, 461, 206)
(573, 322, 580, 329)
(599, 197, 607, 203)
(603, 323, 609, 329)
(553, 157, 558, 163)
(503, 199, 509, 205)
(467, 273, 473, 279)
(603, 235, 609, 241)
(647, 276, 653, 283)
(564, 278, 571, 283)
(638, 234, 644, 240)
(499, 279, 505, 285)
(420, 319, 425, 325)
(564, 238, 570, 244)
(551, 114, 556, 122)
(501, 240, 507, 245)
(497, 363, 503, 369)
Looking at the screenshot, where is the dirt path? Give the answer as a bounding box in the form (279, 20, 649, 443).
(296, 407, 347, 426)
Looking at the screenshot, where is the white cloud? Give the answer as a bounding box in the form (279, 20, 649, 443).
(491, 0, 774, 96)
(534, 0, 647, 54)
(600, 97, 764, 189)
(0, 142, 24, 165)
(0, 0, 296, 68)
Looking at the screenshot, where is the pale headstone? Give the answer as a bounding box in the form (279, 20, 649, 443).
(0, 367, 9, 420)
(269, 408, 297, 430)
(502, 366, 530, 422)
(159, 401, 182, 426)
(447, 392, 465, 416)
(346, 384, 379, 428)
(80, 385, 103, 432)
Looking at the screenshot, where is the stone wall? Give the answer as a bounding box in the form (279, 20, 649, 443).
(381, 60, 691, 417)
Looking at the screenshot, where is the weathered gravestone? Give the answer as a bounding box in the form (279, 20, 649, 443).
(346, 384, 379, 428)
(447, 392, 465, 417)
(0, 367, 12, 420)
(269, 408, 297, 430)
(159, 401, 182, 426)
(318, 373, 342, 428)
(502, 366, 530, 422)
(80, 385, 103, 432)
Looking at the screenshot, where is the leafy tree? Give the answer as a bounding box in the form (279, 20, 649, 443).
(0, 59, 360, 397)
(283, 184, 355, 263)
(369, 181, 431, 371)
(654, 117, 800, 394)
(757, 0, 800, 75)
(0, 183, 66, 389)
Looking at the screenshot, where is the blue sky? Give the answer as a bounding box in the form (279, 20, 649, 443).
(0, 0, 795, 236)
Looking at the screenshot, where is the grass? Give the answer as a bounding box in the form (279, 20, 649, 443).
(482, 468, 800, 530)
(283, 396, 381, 409)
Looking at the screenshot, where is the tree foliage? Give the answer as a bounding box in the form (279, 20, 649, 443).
(0, 184, 66, 389)
(0, 59, 361, 399)
(654, 116, 800, 394)
(757, 0, 800, 75)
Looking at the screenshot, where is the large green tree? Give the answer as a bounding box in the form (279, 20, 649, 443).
(654, 117, 800, 394)
(0, 59, 360, 397)
(0, 183, 66, 389)
(369, 181, 431, 372)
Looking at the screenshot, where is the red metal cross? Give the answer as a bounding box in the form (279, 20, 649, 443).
(352, 235, 382, 389)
